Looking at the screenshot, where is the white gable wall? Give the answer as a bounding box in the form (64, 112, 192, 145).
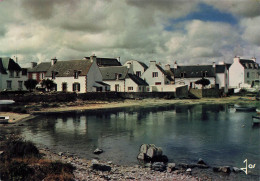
(142, 62, 166, 86)
(229, 59, 246, 88)
(124, 60, 146, 76)
(125, 78, 147, 92)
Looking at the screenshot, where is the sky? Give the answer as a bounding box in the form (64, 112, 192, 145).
(0, 0, 260, 67)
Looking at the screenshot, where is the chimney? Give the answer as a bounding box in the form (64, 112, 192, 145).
(252, 57, 256, 62)
(212, 62, 216, 68)
(31, 62, 37, 68)
(165, 64, 170, 70)
(234, 56, 240, 63)
(51, 57, 57, 66)
(149, 61, 156, 67)
(117, 57, 120, 62)
(127, 62, 131, 69)
(173, 61, 178, 69)
(90, 54, 96, 63)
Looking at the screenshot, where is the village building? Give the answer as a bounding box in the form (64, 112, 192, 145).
(0, 57, 27, 91)
(100, 66, 149, 92)
(28, 60, 52, 83)
(166, 62, 216, 89)
(45, 55, 109, 93)
(229, 56, 260, 88)
(123, 60, 148, 77)
(215, 62, 230, 93)
(83, 57, 121, 67)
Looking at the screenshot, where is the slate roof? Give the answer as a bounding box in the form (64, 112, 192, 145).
(84, 57, 121, 67)
(100, 66, 129, 80)
(137, 61, 148, 70)
(128, 74, 148, 86)
(172, 65, 215, 78)
(215, 65, 226, 73)
(0, 57, 21, 74)
(28, 62, 51, 72)
(45, 60, 93, 77)
(239, 59, 259, 69)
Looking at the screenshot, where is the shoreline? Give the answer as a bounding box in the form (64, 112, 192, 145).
(1, 96, 258, 124)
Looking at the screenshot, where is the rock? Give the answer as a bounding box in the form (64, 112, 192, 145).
(93, 148, 103, 154)
(107, 161, 113, 165)
(91, 159, 111, 172)
(213, 166, 231, 173)
(137, 153, 147, 160)
(144, 163, 152, 168)
(179, 163, 189, 169)
(232, 167, 241, 173)
(151, 162, 166, 172)
(140, 144, 149, 153)
(167, 163, 176, 173)
(0, 151, 4, 155)
(58, 152, 63, 156)
(197, 158, 207, 165)
(186, 168, 192, 175)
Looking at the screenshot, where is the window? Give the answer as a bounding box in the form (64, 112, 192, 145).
(152, 72, 158, 77)
(202, 71, 207, 77)
(52, 71, 56, 79)
(128, 87, 133, 91)
(9, 71, 14, 78)
(247, 72, 250, 78)
(155, 82, 161, 85)
(73, 83, 80, 92)
(180, 72, 186, 78)
(74, 71, 78, 79)
(18, 81, 23, 90)
(7, 81, 12, 90)
(41, 73, 45, 79)
(147, 87, 150, 92)
(136, 71, 141, 77)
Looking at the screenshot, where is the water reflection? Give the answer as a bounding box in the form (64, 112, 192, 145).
(19, 103, 259, 176)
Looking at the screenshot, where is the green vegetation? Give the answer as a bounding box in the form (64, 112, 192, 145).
(24, 79, 38, 91)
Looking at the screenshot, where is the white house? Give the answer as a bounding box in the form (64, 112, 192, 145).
(45, 55, 109, 93)
(229, 57, 260, 88)
(123, 60, 148, 77)
(166, 62, 216, 89)
(125, 74, 149, 92)
(215, 62, 230, 93)
(0, 57, 27, 91)
(99, 66, 128, 92)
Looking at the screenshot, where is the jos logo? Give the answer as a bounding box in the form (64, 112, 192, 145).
(241, 159, 256, 175)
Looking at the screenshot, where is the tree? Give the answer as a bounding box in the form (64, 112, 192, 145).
(41, 79, 56, 91)
(195, 78, 210, 89)
(24, 79, 38, 91)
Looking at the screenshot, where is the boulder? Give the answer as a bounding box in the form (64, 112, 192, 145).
(186, 168, 192, 175)
(167, 163, 176, 173)
(138, 144, 167, 163)
(197, 158, 207, 165)
(91, 159, 111, 172)
(213, 166, 231, 174)
(58, 152, 63, 156)
(151, 162, 166, 172)
(93, 148, 103, 154)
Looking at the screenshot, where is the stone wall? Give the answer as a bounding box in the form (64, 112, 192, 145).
(189, 88, 220, 98)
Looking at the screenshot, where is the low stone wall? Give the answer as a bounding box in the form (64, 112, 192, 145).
(189, 88, 220, 98)
(0, 87, 189, 103)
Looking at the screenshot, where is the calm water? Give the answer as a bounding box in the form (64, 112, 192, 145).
(18, 104, 259, 178)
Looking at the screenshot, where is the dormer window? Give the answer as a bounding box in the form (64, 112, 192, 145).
(52, 71, 56, 79)
(74, 71, 79, 79)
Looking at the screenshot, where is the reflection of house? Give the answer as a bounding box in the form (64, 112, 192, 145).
(28, 61, 52, 83)
(166, 62, 216, 89)
(45, 55, 108, 92)
(229, 56, 260, 88)
(123, 60, 148, 77)
(0, 57, 27, 91)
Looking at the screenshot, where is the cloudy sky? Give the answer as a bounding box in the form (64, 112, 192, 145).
(0, 0, 260, 67)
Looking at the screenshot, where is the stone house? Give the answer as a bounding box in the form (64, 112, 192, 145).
(229, 56, 260, 88)
(45, 55, 108, 93)
(0, 57, 27, 91)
